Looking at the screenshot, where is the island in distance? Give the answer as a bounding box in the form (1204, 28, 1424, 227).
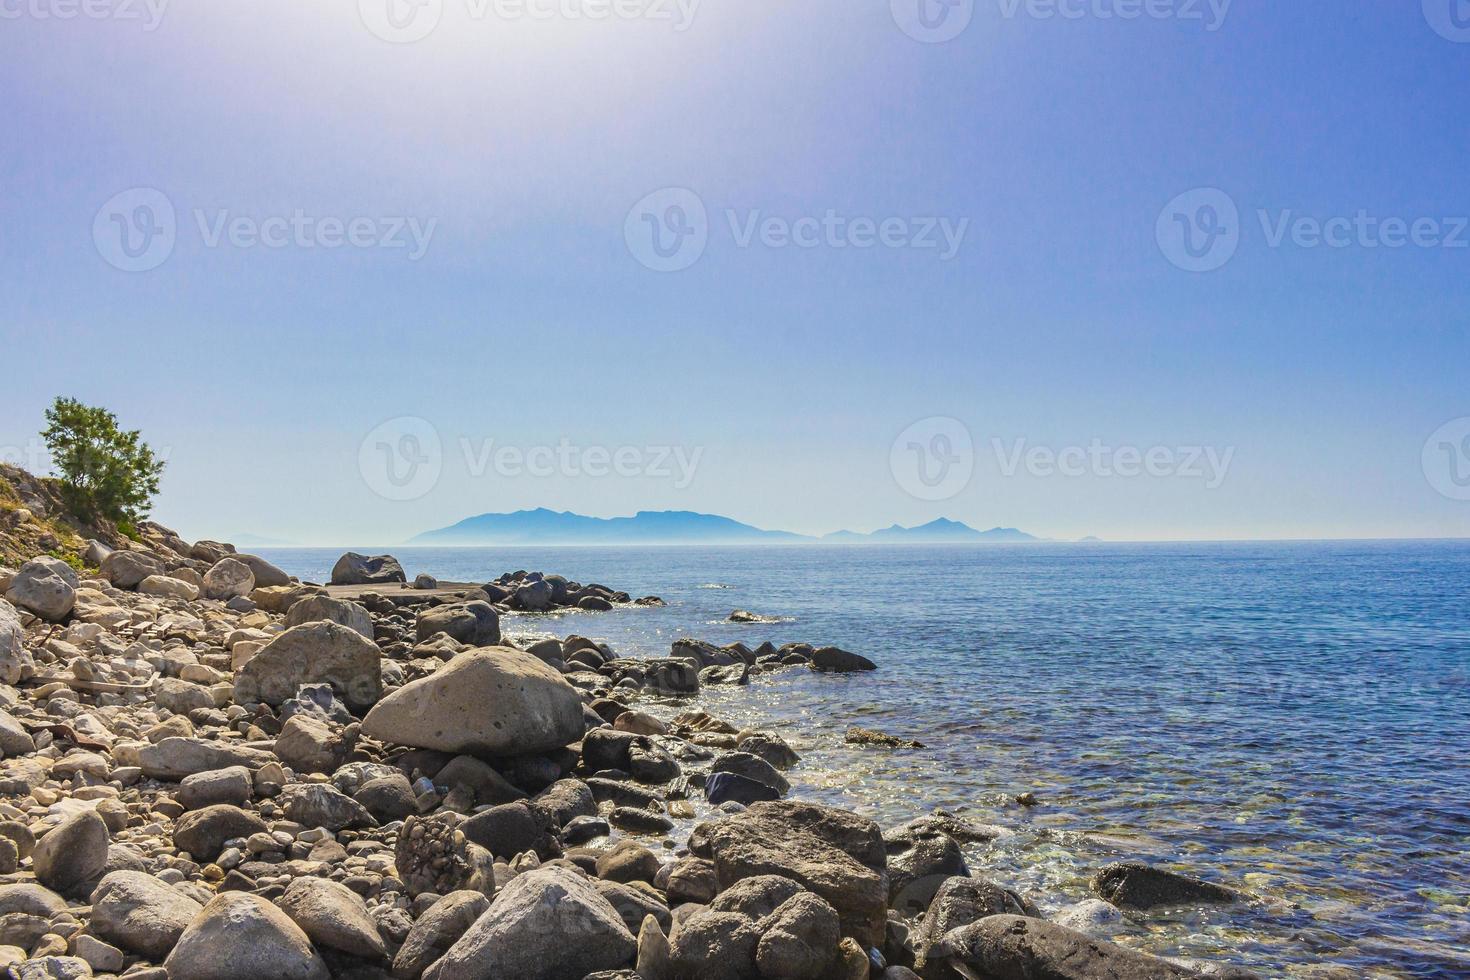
(410, 510, 1041, 546)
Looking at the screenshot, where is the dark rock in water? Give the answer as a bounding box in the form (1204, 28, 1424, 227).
(1092, 862, 1241, 911)
(893, 811, 1009, 845)
(690, 800, 888, 946)
(737, 731, 801, 769)
(705, 771, 781, 806)
(532, 778, 598, 826)
(582, 728, 642, 772)
(610, 806, 676, 835)
(710, 752, 789, 796)
(847, 727, 924, 749)
(578, 595, 615, 611)
(563, 815, 611, 845)
(927, 914, 1225, 979)
(701, 663, 751, 686)
(330, 552, 406, 585)
(883, 824, 969, 916)
(628, 742, 682, 784)
(727, 610, 763, 623)
(811, 647, 877, 673)
(912, 876, 1037, 974)
(586, 777, 664, 810)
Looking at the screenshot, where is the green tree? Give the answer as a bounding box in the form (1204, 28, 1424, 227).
(40, 397, 165, 527)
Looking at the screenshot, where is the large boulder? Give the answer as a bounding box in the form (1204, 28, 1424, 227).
(0, 600, 32, 685)
(4, 557, 77, 622)
(415, 601, 500, 647)
(233, 621, 382, 713)
(690, 801, 888, 947)
(277, 877, 386, 960)
(392, 891, 489, 979)
(285, 595, 374, 640)
(32, 810, 109, 894)
(912, 876, 1037, 974)
(99, 550, 162, 589)
(362, 648, 582, 756)
(231, 554, 291, 588)
(926, 915, 1209, 979)
(89, 870, 204, 959)
(202, 558, 255, 601)
(1091, 862, 1241, 911)
(331, 552, 405, 586)
(164, 892, 329, 980)
(430, 865, 635, 980)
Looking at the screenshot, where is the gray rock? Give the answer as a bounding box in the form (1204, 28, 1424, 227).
(285, 595, 374, 640)
(461, 800, 560, 860)
(0, 883, 68, 949)
(4, 557, 77, 622)
(177, 766, 253, 810)
(415, 601, 500, 648)
(230, 553, 291, 588)
(355, 773, 418, 823)
(278, 876, 386, 960)
(392, 891, 489, 979)
(432, 866, 635, 980)
(100, 550, 162, 589)
(913, 876, 1037, 973)
(594, 879, 672, 935)
(137, 737, 276, 781)
(164, 891, 329, 980)
(33, 809, 109, 894)
(362, 648, 582, 756)
(755, 891, 841, 980)
(0, 710, 35, 757)
(927, 914, 1208, 979)
(810, 647, 877, 673)
(331, 553, 405, 586)
(0, 599, 32, 684)
(667, 909, 759, 980)
(884, 823, 969, 916)
(13, 956, 91, 979)
(690, 801, 888, 946)
(154, 677, 215, 715)
(394, 813, 496, 899)
(1092, 862, 1241, 911)
(173, 805, 269, 862)
(202, 557, 255, 601)
(710, 751, 789, 795)
(234, 621, 383, 713)
(514, 579, 555, 612)
(138, 574, 199, 600)
(90, 870, 204, 959)
(274, 714, 354, 775)
(278, 783, 376, 832)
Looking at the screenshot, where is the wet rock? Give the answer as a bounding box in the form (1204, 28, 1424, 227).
(810, 647, 877, 673)
(331, 552, 406, 586)
(1052, 899, 1125, 938)
(711, 751, 789, 795)
(90, 870, 204, 959)
(927, 914, 1205, 980)
(736, 731, 800, 770)
(363, 649, 583, 756)
(532, 778, 598, 826)
(884, 824, 969, 916)
(846, 727, 924, 749)
(700, 663, 751, 686)
(430, 865, 636, 980)
(704, 771, 780, 807)
(913, 876, 1037, 974)
(609, 806, 675, 835)
(164, 891, 330, 980)
(1091, 862, 1241, 911)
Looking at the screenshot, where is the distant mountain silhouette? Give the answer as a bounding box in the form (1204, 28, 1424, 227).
(823, 519, 1038, 543)
(412, 510, 1036, 546)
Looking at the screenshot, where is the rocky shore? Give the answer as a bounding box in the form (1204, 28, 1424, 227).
(0, 494, 1268, 977)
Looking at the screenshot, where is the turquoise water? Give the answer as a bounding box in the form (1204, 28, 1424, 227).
(258, 542, 1470, 979)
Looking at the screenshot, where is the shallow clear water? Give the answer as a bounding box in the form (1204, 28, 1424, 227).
(258, 542, 1470, 979)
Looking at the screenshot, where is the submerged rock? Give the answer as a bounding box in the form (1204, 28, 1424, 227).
(927, 914, 1214, 979)
(1092, 862, 1241, 911)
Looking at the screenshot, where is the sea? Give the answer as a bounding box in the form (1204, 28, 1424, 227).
(255, 541, 1470, 979)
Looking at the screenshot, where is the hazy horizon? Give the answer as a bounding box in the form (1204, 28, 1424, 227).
(4, 2, 1468, 544)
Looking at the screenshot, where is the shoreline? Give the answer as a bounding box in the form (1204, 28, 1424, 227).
(0, 526, 1452, 977)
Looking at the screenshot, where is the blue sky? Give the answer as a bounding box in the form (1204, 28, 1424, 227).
(2, 0, 1468, 544)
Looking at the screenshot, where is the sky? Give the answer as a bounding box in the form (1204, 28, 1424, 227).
(2, 0, 1468, 545)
